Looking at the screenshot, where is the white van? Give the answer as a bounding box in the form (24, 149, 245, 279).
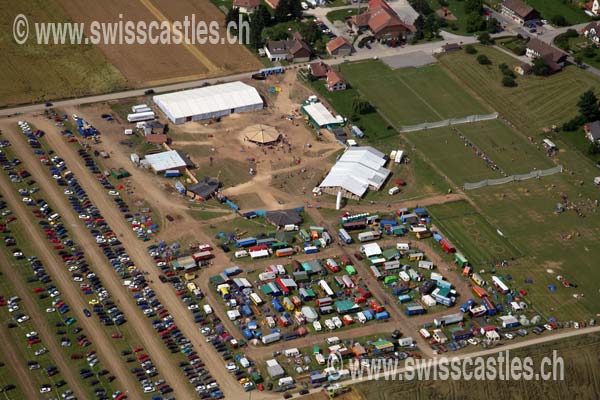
(278, 377, 294, 387)
(313, 321, 322, 331)
(388, 186, 400, 196)
(203, 304, 213, 314)
(234, 250, 248, 259)
(326, 336, 340, 345)
(396, 243, 410, 251)
(284, 224, 299, 232)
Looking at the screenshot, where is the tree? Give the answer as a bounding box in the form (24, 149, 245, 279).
(532, 57, 551, 76)
(502, 75, 516, 87)
(274, 0, 292, 22)
(249, 6, 271, 49)
(477, 32, 493, 45)
(423, 14, 440, 38)
(352, 97, 374, 115)
(464, 44, 477, 54)
(588, 141, 600, 155)
(464, 0, 483, 14)
(498, 63, 509, 73)
(477, 54, 491, 65)
(409, 0, 433, 15)
(413, 15, 425, 40)
(578, 90, 600, 122)
(466, 13, 486, 33)
(550, 15, 568, 27)
(226, 7, 240, 26)
(486, 18, 500, 33)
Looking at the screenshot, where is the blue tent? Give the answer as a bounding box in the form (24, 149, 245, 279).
(547, 284, 557, 292)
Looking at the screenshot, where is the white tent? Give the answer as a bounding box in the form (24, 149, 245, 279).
(243, 124, 281, 144)
(153, 82, 264, 124)
(319, 147, 391, 198)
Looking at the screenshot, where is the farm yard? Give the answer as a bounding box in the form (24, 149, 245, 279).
(0, 0, 127, 106)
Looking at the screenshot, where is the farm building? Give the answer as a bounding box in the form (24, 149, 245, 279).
(326, 36, 353, 56)
(233, 0, 260, 14)
(144, 150, 193, 174)
(242, 124, 281, 145)
(349, 0, 416, 42)
(264, 32, 312, 62)
(584, 121, 600, 142)
(326, 71, 347, 92)
(153, 82, 264, 124)
(500, 0, 540, 24)
(525, 39, 567, 73)
(308, 62, 330, 79)
(301, 102, 343, 129)
(319, 146, 391, 199)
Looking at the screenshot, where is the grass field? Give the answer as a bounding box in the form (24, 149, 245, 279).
(340, 61, 489, 127)
(451, 119, 555, 175)
(357, 332, 600, 399)
(438, 46, 600, 134)
(405, 127, 503, 184)
(428, 201, 522, 265)
(487, 0, 590, 25)
(326, 8, 361, 22)
(0, 0, 127, 106)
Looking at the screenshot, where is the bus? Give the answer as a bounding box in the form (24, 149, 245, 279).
(299, 229, 311, 242)
(338, 229, 352, 244)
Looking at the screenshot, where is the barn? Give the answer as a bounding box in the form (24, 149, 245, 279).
(153, 82, 264, 124)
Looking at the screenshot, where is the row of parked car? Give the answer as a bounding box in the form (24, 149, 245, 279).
(2, 132, 121, 399)
(148, 246, 254, 396)
(75, 147, 155, 241)
(28, 123, 213, 399)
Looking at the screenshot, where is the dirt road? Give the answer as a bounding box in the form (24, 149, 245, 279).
(0, 168, 143, 400)
(33, 119, 260, 400)
(2, 124, 200, 399)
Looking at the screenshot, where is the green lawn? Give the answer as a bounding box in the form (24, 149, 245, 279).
(428, 200, 522, 265)
(406, 127, 503, 184)
(451, 119, 555, 175)
(426, 0, 474, 36)
(340, 61, 489, 127)
(326, 8, 361, 23)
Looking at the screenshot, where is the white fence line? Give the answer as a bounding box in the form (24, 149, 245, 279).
(399, 113, 499, 133)
(463, 165, 563, 190)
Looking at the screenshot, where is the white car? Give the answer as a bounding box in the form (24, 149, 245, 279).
(143, 386, 155, 393)
(467, 338, 479, 346)
(188, 304, 199, 310)
(225, 362, 237, 372)
(46, 307, 56, 313)
(26, 331, 38, 338)
(17, 314, 30, 322)
(108, 191, 120, 196)
(40, 385, 52, 394)
(22, 197, 33, 203)
(504, 333, 514, 340)
(64, 189, 73, 195)
(34, 348, 48, 356)
(8, 304, 19, 313)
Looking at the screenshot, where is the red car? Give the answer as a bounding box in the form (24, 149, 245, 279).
(111, 333, 122, 339)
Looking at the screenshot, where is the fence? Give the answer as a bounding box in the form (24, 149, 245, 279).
(463, 165, 563, 190)
(399, 113, 499, 133)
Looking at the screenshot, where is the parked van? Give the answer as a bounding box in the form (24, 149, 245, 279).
(388, 187, 400, 196)
(326, 336, 340, 345)
(235, 250, 249, 259)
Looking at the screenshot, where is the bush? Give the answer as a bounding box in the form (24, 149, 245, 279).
(502, 75, 516, 87)
(550, 15, 569, 27)
(477, 54, 491, 65)
(561, 115, 586, 131)
(465, 44, 477, 54)
(477, 32, 493, 45)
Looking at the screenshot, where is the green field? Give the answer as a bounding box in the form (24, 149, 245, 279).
(438, 46, 599, 134)
(326, 8, 361, 22)
(452, 119, 555, 175)
(428, 200, 522, 265)
(0, 0, 127, 106)
(406, 127, 503, 184)
(339, 61, 489, 127)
